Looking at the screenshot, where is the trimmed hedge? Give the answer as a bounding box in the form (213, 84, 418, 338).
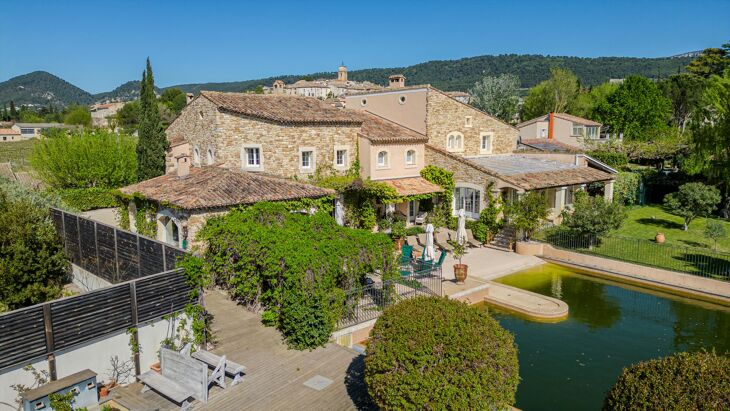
(57, 188, 119, 211)
(587, 150, 628, 168)
(603, 351, 730, 410)
(365, 297, 519, 410)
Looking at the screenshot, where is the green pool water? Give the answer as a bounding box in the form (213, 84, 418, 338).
(482, 263, 730, 411)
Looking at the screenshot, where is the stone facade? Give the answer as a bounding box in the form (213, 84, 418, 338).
(426, 89, 518, 156)
(165, 95, 359, 179)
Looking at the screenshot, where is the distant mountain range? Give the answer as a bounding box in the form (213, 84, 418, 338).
(0, 53, 696, 107)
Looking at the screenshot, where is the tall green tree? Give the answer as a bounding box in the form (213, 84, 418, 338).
(63, 105, 91, 126)
(468, 73, 520, 123)
(521, 67, 580, 120)
(595, 76, 672, 141)
(136, 58, 168, 181)
(571, 82, 619, 120)
(9, 101, 18, 120)
(686, 43, 730, 78)
(504, 191, 550, 241)
(659, 74, 706, 132)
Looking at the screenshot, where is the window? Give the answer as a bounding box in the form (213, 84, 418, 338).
(360, 98, 367, 106)
(193, 146, 200, 165)
(565, 186, 574, 205)
(572, 123, 584, 136)
(301, 150, 313, 169)
(20, 128, 34, 135)
(454, 187, 481, 218)
(245, 147, 260, 167)
(198, 110, 204, 119)
(377, 151, 388, 167)
(399, 95, 407, 104)
(2, 137, 5, 141)
(586, 126, 599, 139)
(405, 149, 416, 166)
(540, 128, 547, 138)
(465, 116, 473, 127)
(336, 149, 347, 167)
(480, 132, 493, 154)
(206, 148, 215, 165)
(446, 132, 463, 151)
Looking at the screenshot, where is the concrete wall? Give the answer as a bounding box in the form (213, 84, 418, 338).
(346, 88, 428, 133)
(0, 358, 49, 408)
(0, 133, 21, 142)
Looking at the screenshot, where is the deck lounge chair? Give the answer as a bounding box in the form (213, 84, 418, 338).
(465, 229, 482, 248)
(435, 231, 454, 252)
(406, 235, 423, 253)
(414, 212, 428, 225)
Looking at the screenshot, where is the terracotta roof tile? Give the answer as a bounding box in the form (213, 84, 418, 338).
(356, 111, 428, 144)
(200, 91, 362, 125)
(519, 139, 582, 153)
(508, 167, 614, 190)
(379, 177, 443, 196)
(0, 128, 20, 135)
(120, 167, 334, 210)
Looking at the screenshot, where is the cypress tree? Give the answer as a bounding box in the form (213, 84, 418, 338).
(136, 58, 168, 181)
(9, 101, 17, 120)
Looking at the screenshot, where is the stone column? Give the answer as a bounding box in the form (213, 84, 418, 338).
(604, 180, 615, 203)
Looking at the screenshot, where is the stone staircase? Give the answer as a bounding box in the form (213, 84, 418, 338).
(489, 225, 517, 251)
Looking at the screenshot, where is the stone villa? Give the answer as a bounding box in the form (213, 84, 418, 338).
(270, 64, 383, 99)
(517, 112, 609, 150)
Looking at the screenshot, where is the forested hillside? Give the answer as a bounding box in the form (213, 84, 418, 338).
(0, 71, 93, 106)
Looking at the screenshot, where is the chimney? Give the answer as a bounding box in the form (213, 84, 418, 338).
(186, 93, 194, 104)
(388, 74, 406, 88)
(175, 153, 190, 179)
(548, 112, 555, 140)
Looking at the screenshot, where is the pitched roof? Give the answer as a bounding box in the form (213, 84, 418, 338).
(200, 91, 362, 125)
(119, 166, 335, 210)
(519, 138, 582, 153)
(379, 177, 442, 196)
(0, 128, 20, 135)
(13, 122, 76, 128)
(516, 113, 601, 128)
(507, 167, 614, 190)
(356, 111, 428, 144)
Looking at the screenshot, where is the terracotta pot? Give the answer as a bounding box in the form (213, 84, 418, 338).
(655, 232, 665, 244)
(150, 361, 161, 373)
(395, 237, 405, 249)
(454, 264, 468, 284)
(99, 385, 109, 398)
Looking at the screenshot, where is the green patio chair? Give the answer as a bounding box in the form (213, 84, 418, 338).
(399, 244, 413, 264)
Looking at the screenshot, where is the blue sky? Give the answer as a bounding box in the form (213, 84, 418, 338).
(2, 0, 728, 93)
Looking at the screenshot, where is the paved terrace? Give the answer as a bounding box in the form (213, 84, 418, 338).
(106, 290, 374, 411)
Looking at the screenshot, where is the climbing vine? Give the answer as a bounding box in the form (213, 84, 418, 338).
(118, 201, 130, 230)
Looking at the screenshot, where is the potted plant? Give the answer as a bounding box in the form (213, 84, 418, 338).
(655, 232, 665, 244)
(101, 356, 133, 398)
(451, 240, 468, 284)
(391, 220, 407, 249)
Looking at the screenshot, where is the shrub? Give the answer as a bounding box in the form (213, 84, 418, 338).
(390, 220, 406, 239)
(614, 171, 642, 205)
(404, 226, 424, 237)
(704, 220, 727, 250)
(200, 202, 396, 349)
(603, 351, 730, 410)
(57, 188, 119, 211)
(504, 191, 549, 241)
(365, 297, 519, 410)
(563, 190, 626, 244)
(587, 150, 629, 168)
(0, 187, 68, 310)
(30, 129, 137, 189)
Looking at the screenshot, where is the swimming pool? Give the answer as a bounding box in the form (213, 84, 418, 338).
(480, 263, 730, 410)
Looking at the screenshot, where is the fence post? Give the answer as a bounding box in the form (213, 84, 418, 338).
(42, 304, 57, 381)
(76, 214, 82, 266)
(60, 210, 67, 254)
(129, 282, 141, 376)
(162, 246, 168, 272)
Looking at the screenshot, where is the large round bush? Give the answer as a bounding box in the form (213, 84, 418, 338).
(603, 351, 730, 410)
(365, 297, 519, 410)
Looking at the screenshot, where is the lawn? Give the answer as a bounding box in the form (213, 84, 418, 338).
(539, 205, 730, 280)
(614, 205, 730, 253)
(0, 139, 37, 171)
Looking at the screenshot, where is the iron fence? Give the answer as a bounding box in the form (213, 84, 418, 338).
(537, 229, 730, 282)
(338, 264, 443, 329)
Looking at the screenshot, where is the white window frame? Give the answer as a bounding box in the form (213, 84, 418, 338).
(192, 146, 201, 166)
(586, 126, 599, 139)
(333, 145, 349, 169)
(572, 123, 584, 137)
(376, 150, 389, 168)
(453, 184, 482, 219)
(405, 149, 417, 167)
(480, 131, 494, 154)
(206, 148, 215, 165)
(299, 147, 316, 172)
(242, 144, 263, 170)
(465, 116, 473, 128)
(446, 131, 464, 152)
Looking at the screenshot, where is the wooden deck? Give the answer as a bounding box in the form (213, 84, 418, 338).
(106, 290, 374, 411)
